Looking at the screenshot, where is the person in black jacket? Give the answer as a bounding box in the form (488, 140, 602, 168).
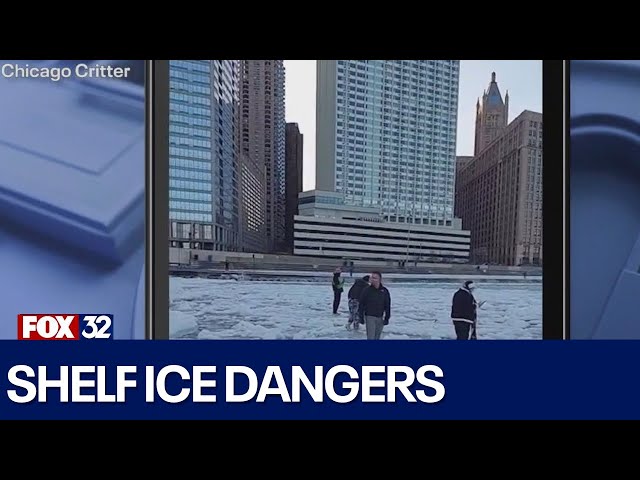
(346, 275, 370, 330)
(451, 280, 482, 340)
(358, 272, 391, 340)
(331, 268, 345, 314)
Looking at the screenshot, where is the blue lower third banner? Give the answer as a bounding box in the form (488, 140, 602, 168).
(0, 340, 634, 420)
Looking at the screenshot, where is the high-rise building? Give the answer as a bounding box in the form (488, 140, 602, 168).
(474, 72, 509, 156)
(284, 123, 303, 253)
(455, 110, 543, 266)
(316, 60, 461, 228)
(168, 60, 240, 252)
(238, 152, 266, 253)
(239, 60, 286, 253)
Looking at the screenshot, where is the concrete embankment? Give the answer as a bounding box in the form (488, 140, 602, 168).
(170, 267, 541, 283)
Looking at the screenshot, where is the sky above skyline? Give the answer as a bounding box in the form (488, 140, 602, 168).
(283, 60, 543, 191)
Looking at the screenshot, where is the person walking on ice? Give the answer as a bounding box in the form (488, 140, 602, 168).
(358, 272, 391, 340)
(346, 275, 370, 330)
(451, 280, 485, 340)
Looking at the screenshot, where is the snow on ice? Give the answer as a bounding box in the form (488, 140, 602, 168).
(169, 276, 542, 340)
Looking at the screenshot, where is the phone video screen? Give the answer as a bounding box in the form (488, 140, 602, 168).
(167, 60, 543, 340)
(0, 60, 146, 340)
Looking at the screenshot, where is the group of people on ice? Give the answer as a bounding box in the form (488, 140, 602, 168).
(331, 267, 484, 340)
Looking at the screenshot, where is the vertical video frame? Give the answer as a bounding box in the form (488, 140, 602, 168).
(168, 60, 543, 340)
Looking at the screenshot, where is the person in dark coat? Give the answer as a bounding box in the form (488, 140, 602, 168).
(331, 267, 345, 314)
(346, 275, 370, 330)
(451, 280, 484, 340)
(358, 272, 391, 340)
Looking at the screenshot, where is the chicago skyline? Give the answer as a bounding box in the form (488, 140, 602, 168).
(167, 60, 542, 265)
(285, 60, 542, 191)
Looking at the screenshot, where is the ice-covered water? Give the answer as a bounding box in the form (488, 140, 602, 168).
(170, 276, 542, 340)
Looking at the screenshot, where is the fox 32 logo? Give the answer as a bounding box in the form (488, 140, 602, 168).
(17, 314, 113, 340)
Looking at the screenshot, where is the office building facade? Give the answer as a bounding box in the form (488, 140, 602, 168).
(294, 190, 470, 263)
(316, 60, 461, 228)
(239, 60, 286, 253)
(168, 60, 241, 251)
(238, 152, 266, 252)
(284, 123, 304, 253)
(455, 110, 543, 266)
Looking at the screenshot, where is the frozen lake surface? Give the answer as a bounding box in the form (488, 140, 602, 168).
(170, 276, 542, 340)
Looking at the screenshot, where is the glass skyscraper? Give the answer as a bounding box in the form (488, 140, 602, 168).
(316, 60, 460, 227)
(169, 60, 240, 251)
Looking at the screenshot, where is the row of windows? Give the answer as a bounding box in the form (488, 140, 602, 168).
(385, 217, 454, 225)
(341, 204, 455, 213)
(337, 64, 459, 76)
(170, 103, 211, 117)
(170, 124, 211, 138)
(169, 211, 213, 223)
(339, 100, 458, 117)
(336, 186, 455, 195)
(169, 190, 212, 202)
(337, 163, 454, 171)
(336, 70, 459, 81)
(169, 179, 212, 192)
(336, 144, 454, 155)
(332, 72, 459, 85)
(170, 60, 211, 73)
(338, 66, 458, 78)
(336, 136, 455, 148)
(336, 119, 456, 130)
(336, 121, 455, 134)
(339, 200, 455, 209)
(337, 171, 454, 180)
(169, 147, 212, 160)
(298, 195, 343, 206)
(170, 158, 211, 171)
(170, 168, 212, 181)
(337, 106, 456, 119)
(171, 81, 211, 96)
(337, 189, 454, 198)
(170, 135, 211, 149)
(170, 113, 211, 128)
(337, 60, 458, 68)
(337, 171, 454, 178)
(170, 201, 212, 212)
(337, 176, 454, 186)
(337, 177, 454, 185)
(170, 91, 211, 106)
(337, 87, 457, 100)
(336, 147, 455, 157)
(337, 194, 454, 208)
(340, 126, 456, 138)
(170, 69, 210, 85)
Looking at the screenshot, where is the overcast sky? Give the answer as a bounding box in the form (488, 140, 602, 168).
(283, 60, 543, 191)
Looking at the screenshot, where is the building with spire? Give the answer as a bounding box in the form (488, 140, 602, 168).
(455, 72, 542, 266)
(474, 72, 509, 156)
